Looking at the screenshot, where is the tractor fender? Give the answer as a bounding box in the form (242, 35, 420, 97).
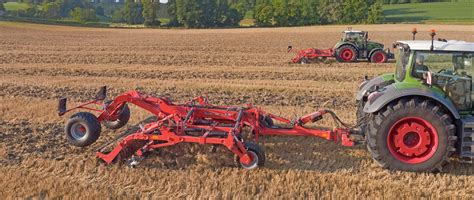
(363, 85, 461, 119)
(368, 48, 383, 59)
(356, 74, 395, 101)
(335, 42, 358, 51)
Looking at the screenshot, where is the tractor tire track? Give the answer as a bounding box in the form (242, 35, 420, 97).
(0, 66, 382, 82)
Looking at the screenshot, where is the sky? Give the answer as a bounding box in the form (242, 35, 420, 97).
(159, 0, 168, 3)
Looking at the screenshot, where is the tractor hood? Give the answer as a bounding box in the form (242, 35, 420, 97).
(368, 41, 384, 48)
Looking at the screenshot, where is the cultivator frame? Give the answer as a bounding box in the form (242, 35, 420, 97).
(287, 46, 335, 64)
(58, 86, 358, 169)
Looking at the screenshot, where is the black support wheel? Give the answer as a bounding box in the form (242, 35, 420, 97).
(65, 112, 101, 147)
(236, 142, 265, 170)
(366, 97, 457, 172)
(103, 102, 130, 130)
(300, 57, 310, 64)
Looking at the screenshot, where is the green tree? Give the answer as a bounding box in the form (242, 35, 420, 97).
(111, 8, 125, 23)
(166, 0, 181, 26)
(254, 3, 273, 26)
(175, 0, 202, 28)
(41, 2, 61, 19)
(272, 0, 288, 26)
(367, 0, 384, 24)
(142, 0, 160, 26)
(124, 0, 144, 24)
(319, 0, 343, 24)
(0, 2, 5, 13)
(296, 0, 318, 26)
(70, 7, 98, 23)
(215, 0, 242, 26)
(56, 0, 91, 18)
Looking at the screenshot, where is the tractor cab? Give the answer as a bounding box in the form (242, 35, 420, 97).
(394, 40, 474, 111)
(341, 30, 368, 45)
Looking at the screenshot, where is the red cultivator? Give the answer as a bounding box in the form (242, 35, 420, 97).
(58, 86, 360, 169)
(287, 46, 334, 64)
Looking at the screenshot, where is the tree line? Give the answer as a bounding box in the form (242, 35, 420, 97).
(167, 0, 385, 27)
(1, 0, 455, 27)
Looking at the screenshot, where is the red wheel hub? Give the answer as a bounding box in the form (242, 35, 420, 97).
(372, 52, 386, 63)
(79, 125, 86, 133)
(387, 117, 438, 164)
(340, 48, 354, 61)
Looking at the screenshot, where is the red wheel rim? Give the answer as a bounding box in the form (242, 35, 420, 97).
(372, 52, 386, 63)
(387, 117, 438, 164)
(340, 48, 354, 62)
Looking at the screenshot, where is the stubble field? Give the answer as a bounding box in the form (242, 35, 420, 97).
(0, 22, 473, 199)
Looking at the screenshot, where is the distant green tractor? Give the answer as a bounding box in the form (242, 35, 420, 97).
(288, 29, 394, 64)
(335, 29, 393, 63)
(356, 31, 473, 172)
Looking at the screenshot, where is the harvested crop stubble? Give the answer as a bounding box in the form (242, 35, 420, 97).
(0, 22, 473, 198)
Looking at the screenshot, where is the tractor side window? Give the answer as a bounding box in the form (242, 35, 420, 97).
(455, 52, 473, 82)
(414, 51, 473, 110)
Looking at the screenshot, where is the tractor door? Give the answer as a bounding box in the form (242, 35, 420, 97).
(454, 53, 474, 112)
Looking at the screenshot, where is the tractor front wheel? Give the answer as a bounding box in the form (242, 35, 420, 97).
(370, 50, 388, 63)
(366, 98, 456, 172)
(336, 45, 357, 62)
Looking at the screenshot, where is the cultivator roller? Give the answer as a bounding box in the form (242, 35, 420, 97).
(58, 86, 362, 169)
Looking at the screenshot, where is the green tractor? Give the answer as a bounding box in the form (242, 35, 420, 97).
(335, 29, 394, 63)
(356, 30, 473, 172)
(288, 29, 394, 64)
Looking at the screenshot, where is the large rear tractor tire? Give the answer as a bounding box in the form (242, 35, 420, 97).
(65, 112, 101, 147)
(366, 97, 457, 172)
(336, 45, 357, 62)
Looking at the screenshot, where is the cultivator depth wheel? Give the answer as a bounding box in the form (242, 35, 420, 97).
(236, 142, 265, 170)
(65, 112, 101, 147)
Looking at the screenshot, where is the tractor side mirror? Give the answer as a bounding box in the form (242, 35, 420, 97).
(287, 45, 293, 52)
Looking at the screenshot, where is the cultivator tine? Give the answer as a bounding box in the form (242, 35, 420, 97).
(57, 97, 67, 116)
(114, 140, 148, 165)
(97, 138, 148, 165)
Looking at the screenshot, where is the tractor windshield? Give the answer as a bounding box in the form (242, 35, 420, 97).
(395, 47, 410, 81)
(343, 31, 364, 42)
(412, 51, 473, 110)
